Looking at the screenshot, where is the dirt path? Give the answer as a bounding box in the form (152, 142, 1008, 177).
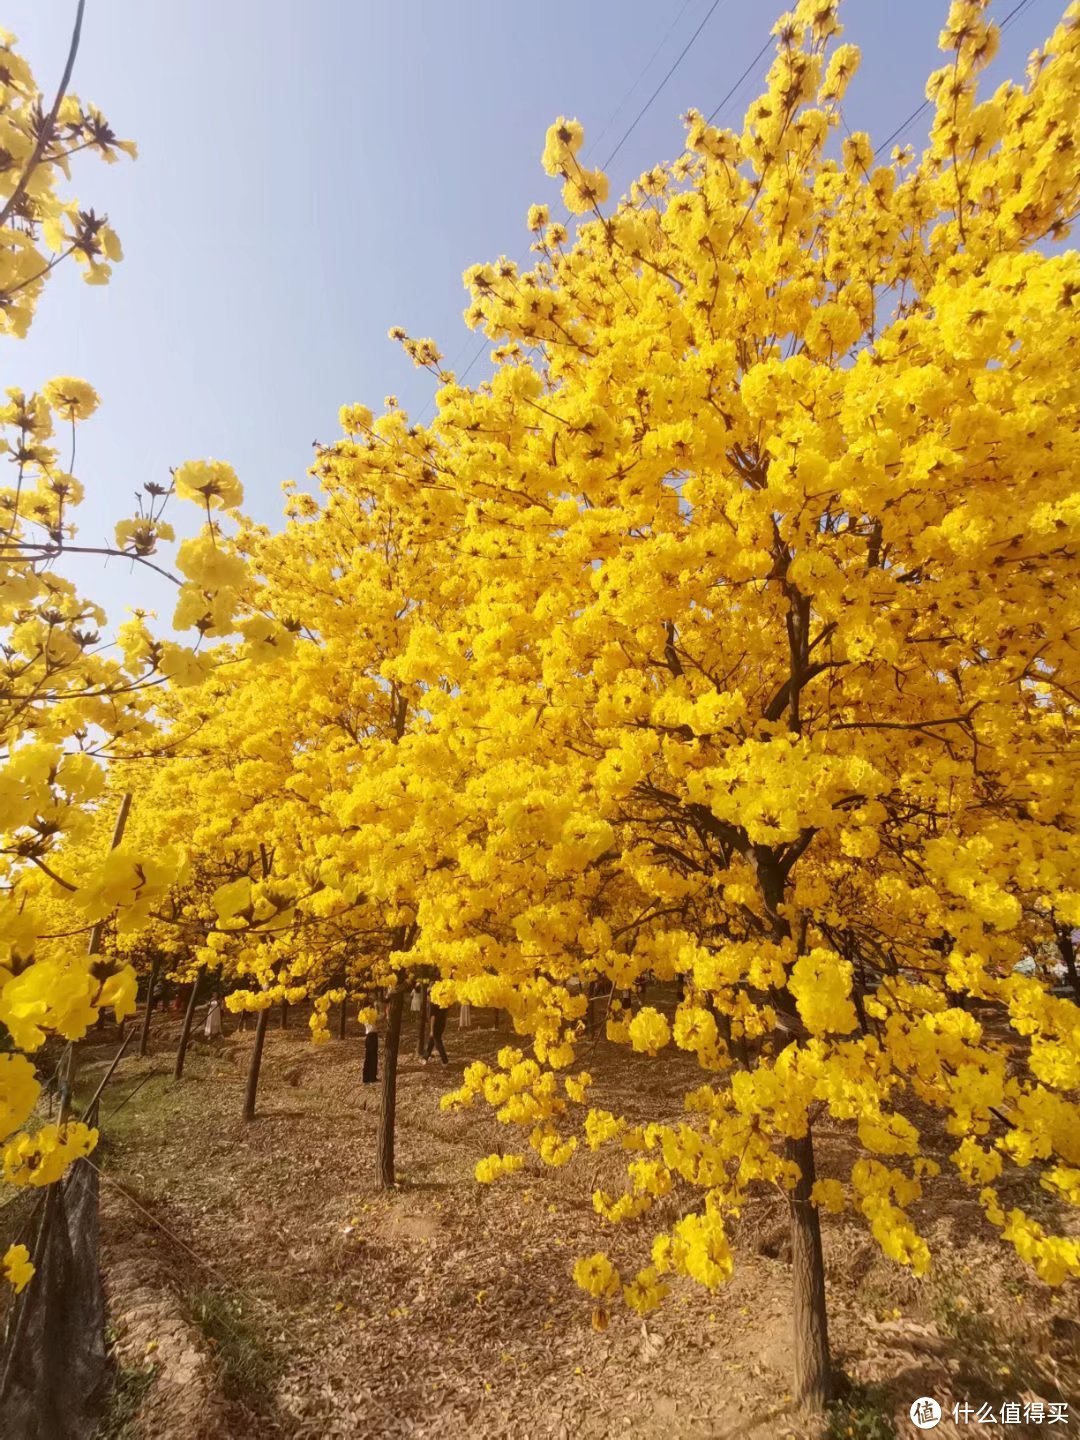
(84, 1010, 1079, 1439)
(100, 1187, 239, 1440)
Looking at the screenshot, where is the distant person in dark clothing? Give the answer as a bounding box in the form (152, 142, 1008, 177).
(424, 1002, 449, 1064)
(362, 1023, 379, 1084)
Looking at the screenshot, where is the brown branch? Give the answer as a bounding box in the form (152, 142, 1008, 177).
(827, 710, 976, 734)
(27, 854, 77, 892)
(0, 0, 86, 233)
(762, 657, 840, 724)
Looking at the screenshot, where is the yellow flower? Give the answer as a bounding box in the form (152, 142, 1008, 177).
(789, 950, 858, 1037)
(810, 1179, 845, 1214)
(0, 1055, 40, 1144)
(540, 116, 584, 176)
(114, 517, 174, 554)
(572, 1252, 620, 1300)
(3, 1244, 33, 1294)
(239, 615, 295, 664)
(173, 459, 243, 510)
(339, 403, 373, 433)
(622, 1266, 669, 1316)
(158, 642, 213, 688)
(3, 1122, 98, 1188)
(628, 1007, 671, 1055)
(561, 169, 609, 215)
(212, 877, 252, 922)
(97, 967, 138, 1024)
(41, 376, 99, 421)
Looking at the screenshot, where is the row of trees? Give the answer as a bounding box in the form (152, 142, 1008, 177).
(3, 0, 1080, 1410)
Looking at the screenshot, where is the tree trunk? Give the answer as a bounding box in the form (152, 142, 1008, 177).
(714, 1005, 732, 1054)
(244, 1007, 270, 1122)
(417, 986, 429, 1057)
(754, 845, 832, 1413)
(138, 955, 161, 1058)
(174, 977, 200, 1080)
(786, 1125, 831, 1409)
(852, 966, 869, 1036)
(1055, 924, 1080, 1003)
(377, 987, 406, 1189)
(734, 1016, 750, 1070)
(338, 995, 348, 1039)
(280, 999, 288, 1029)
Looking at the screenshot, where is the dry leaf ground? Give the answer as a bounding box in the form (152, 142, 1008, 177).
(59, 1004, 1080, 1440)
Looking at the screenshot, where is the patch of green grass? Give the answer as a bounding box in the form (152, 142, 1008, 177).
(96, 1362, 156, 1440)
(90, 1072, 176, 1142)
(930, 1273, 1058, 1402)
(825, 1381, 897, 1440)
(934, 1285, 999, 1354)
(189, 1285, 280, 1409)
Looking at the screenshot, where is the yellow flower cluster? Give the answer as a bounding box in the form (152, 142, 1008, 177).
(3, 1122, 98, 1188)
(622, 1266, 669, 1316)
(474, 1152, 525, 1184)
(654, 1209, 735, 1290)
(571, 1251, 620, 1300)
(173, 460, 244, 511)
(788, 950, 858, 1037)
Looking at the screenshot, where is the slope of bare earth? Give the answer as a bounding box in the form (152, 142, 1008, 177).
(72, 1005, 1079, 1440)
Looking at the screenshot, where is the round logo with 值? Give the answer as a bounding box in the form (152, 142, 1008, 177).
(909, 1397, 942, 1429)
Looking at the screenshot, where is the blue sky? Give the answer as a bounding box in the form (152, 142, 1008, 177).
(5, 0, 1058, 622)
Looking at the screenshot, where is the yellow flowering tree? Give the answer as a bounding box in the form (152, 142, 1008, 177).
(0, 26, 150, 1239)
(0, 20, 269, 1295)
(122, 442, 465, 1167)
(351, 0, 1080, 1408)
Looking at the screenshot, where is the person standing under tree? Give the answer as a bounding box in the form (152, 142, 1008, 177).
(204, 996, 223, 1041)
(423, 1000, 449, 1064)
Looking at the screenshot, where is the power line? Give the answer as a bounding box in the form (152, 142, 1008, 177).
(603, 0, 729, 169)
(998, 0, 1041, 31)
(417, 5, 712, 423)
(586, 0, 696, 162)
(707, 34, 773, 125)
(456, 336, 490, 388)
(448, 2, 733, 399)
(419, 0, 1046, 423)
(451, 4, 746, 396)
(873, 98, 930, 160)
(874, 0, 1041, 158)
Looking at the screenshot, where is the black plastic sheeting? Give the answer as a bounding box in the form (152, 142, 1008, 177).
(0, 1153, 107, 1440)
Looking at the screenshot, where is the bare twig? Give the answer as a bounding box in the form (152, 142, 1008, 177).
(0, 0, 86, 233)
